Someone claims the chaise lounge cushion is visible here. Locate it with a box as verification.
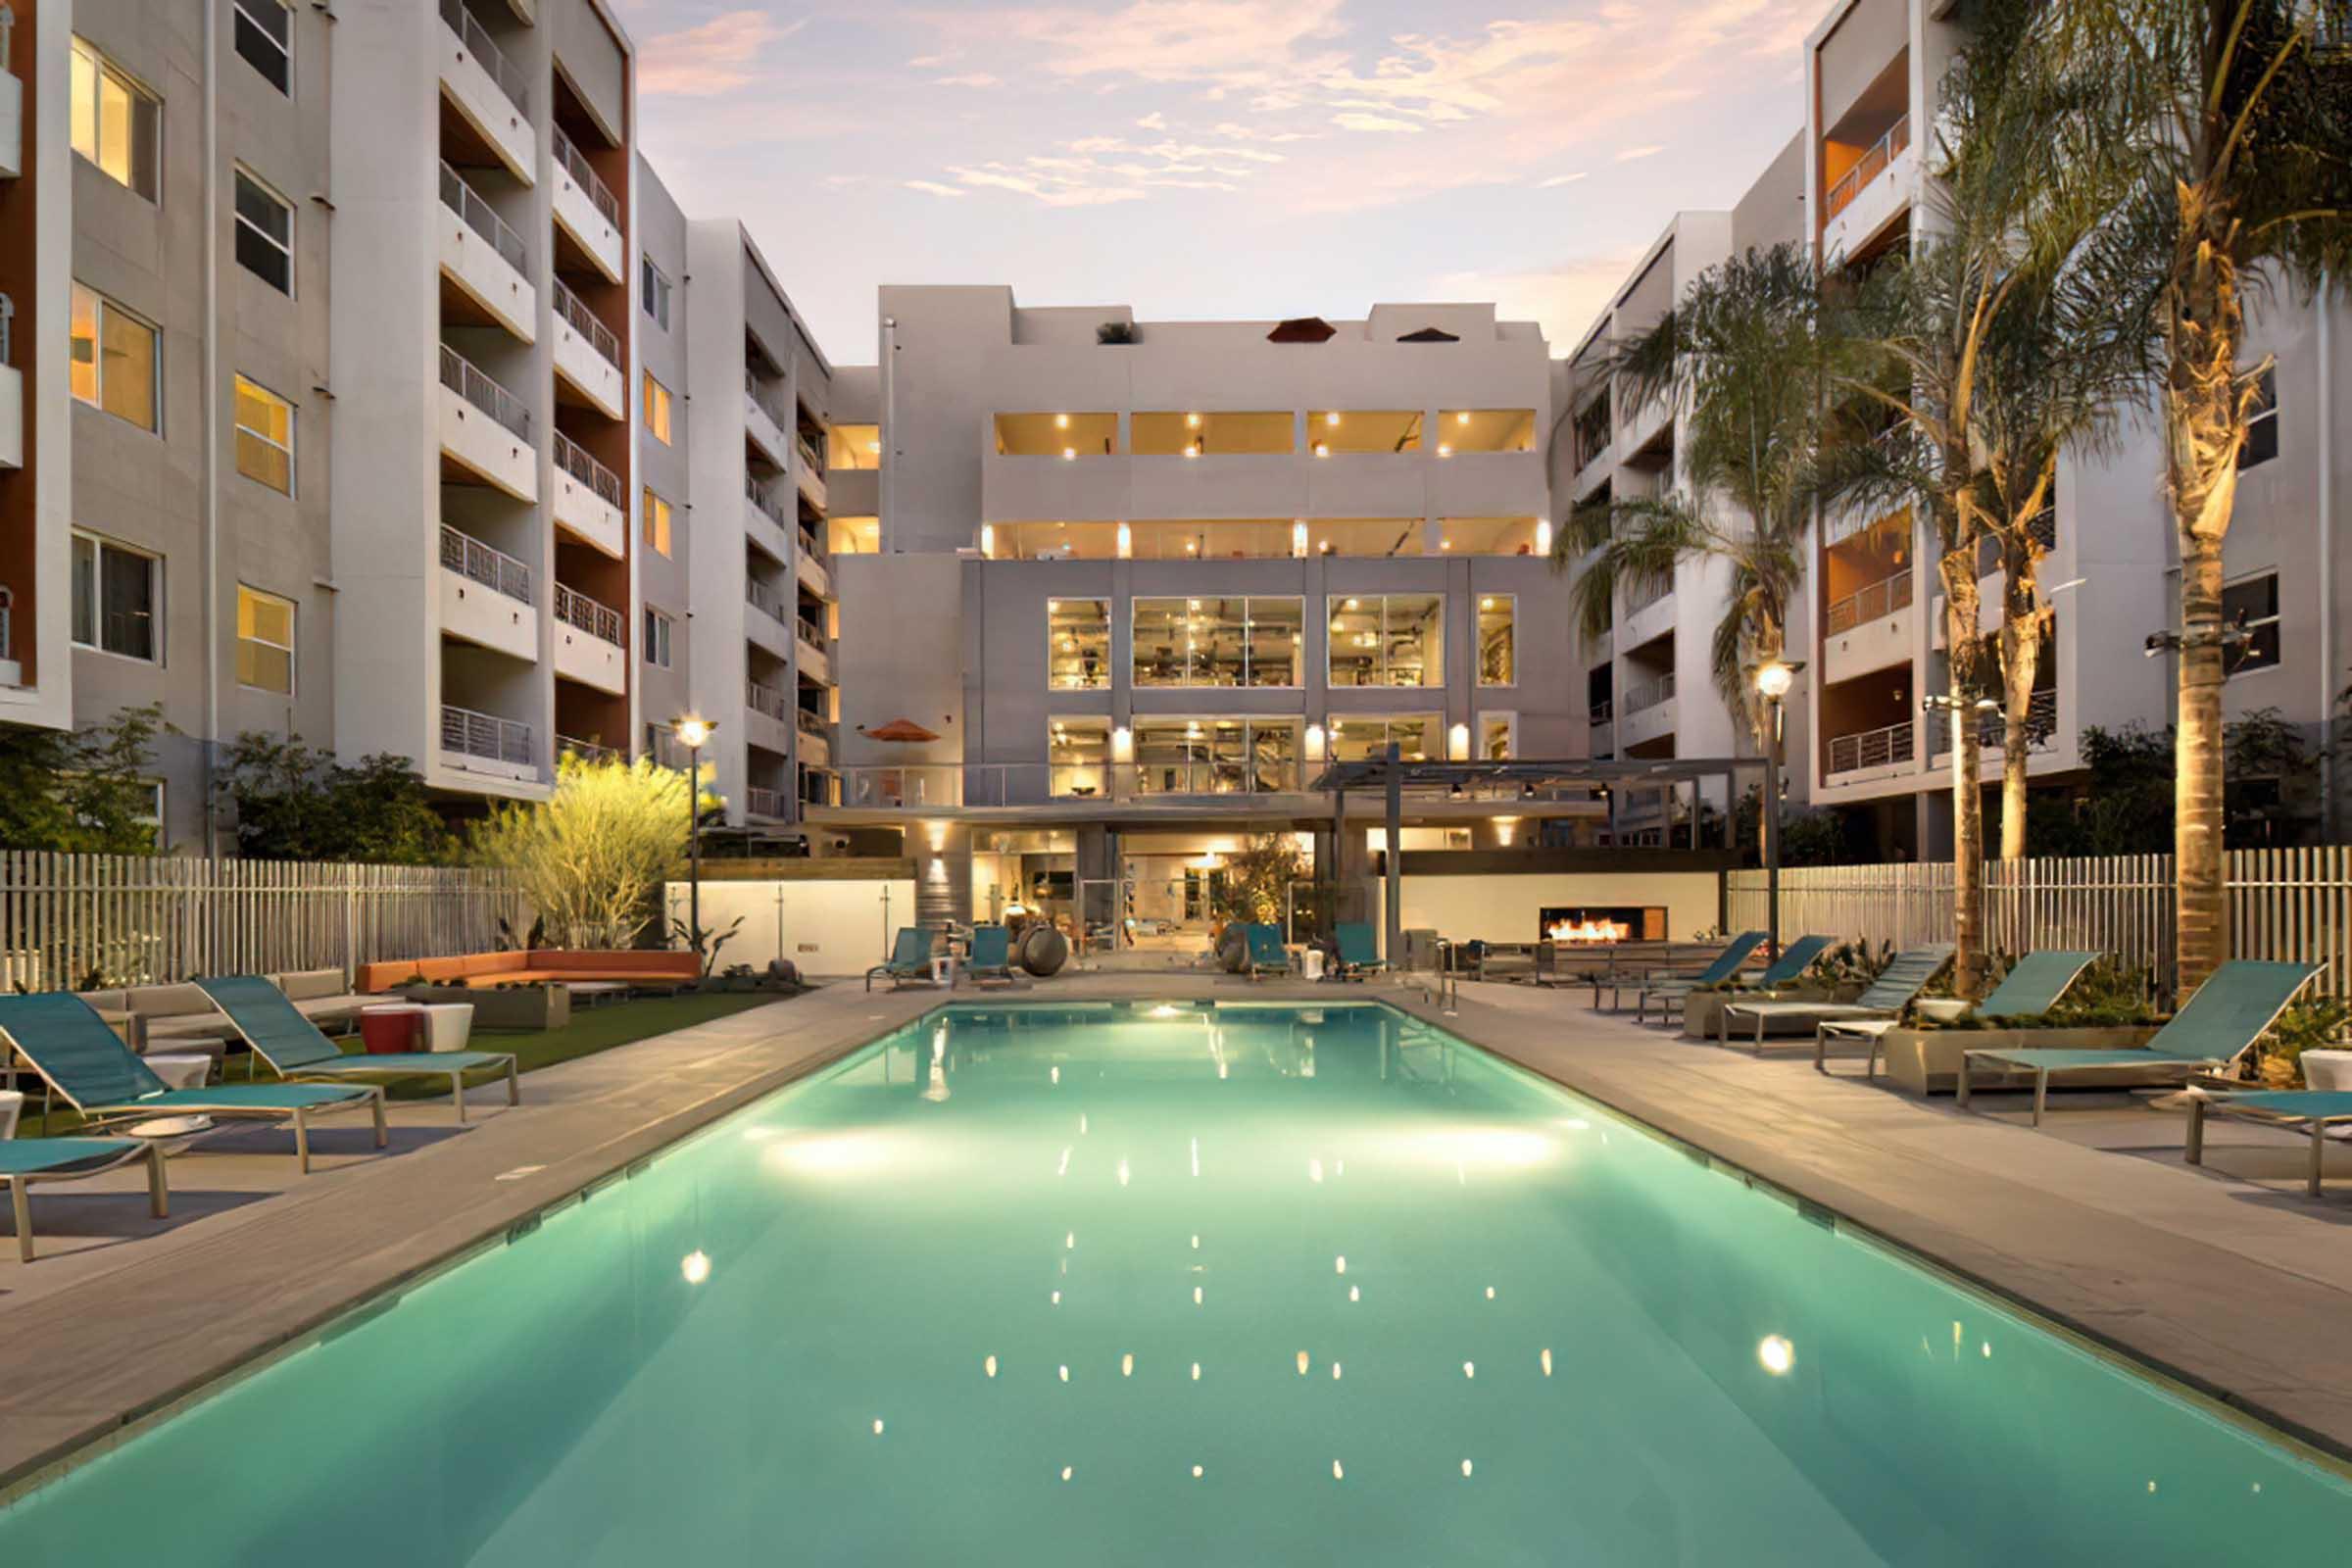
[356,950,701,994]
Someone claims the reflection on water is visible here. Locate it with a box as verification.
[5,1003,2349,1566]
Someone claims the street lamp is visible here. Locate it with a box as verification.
[1753,660,1804,958]
[672,716,715,956]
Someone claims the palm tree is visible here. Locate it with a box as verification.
[2042,0,2350,992]
[1550,244,1836,793]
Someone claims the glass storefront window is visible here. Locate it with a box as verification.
[1327,594,1442,687]
[1049,598,1110,689]
[1479,594,1515,685]
[1133,597,1302,687]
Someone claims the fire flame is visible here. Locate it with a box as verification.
[1546,918,1632,946]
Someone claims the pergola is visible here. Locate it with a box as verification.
[1307,750,1772,962]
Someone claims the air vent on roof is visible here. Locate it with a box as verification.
[1267,317,1337,343]
[1398,326,1459,343]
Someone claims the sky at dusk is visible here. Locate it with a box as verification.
[618,1,1822,368]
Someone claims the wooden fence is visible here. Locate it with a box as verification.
[0,855,529,991]
[1725,848,2352,1002]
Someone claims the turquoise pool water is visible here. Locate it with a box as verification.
[4,1002,2348,1564]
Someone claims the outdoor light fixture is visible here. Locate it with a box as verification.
[1061,447,1076,461]
[1116,522,1133,558]
[1535,518,1553,555]
[1055,413,1070,429]
[1326,411,1343,427]
[1921,693,1999,712]
[1753,661,1796,701]
[979,523,995,557]
[1314,443,1331,458]
[671,716,717,954]
[1456,411,1472,425]
[1437,444,1454,458]
[1292,520,1309,559]
[1749,662,1803,956]
[1186,412,1201,428]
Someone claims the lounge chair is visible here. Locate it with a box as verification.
[0,994,386,1174]
[1640,935,1833,1027]
[1244,924,1295,979]
[194,975,519,1125]
[1719,943,1954,1053]
[1957,959,2323,1127]
[1,1138,170,1263]
[1814,951,2103,1076]
[1334,923,1386,980]
[2184,1090,2352,1197]
[866,927,937,992]
[1626,932,1765,1021]
[963,925,1021,989]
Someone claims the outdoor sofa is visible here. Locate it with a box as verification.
[355,950,700,995]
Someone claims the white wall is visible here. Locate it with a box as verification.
[1396,872,1723,947]
[664,878,919,976]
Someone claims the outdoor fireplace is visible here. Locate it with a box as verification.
[1539,906,1668,946]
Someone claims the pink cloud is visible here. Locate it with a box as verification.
[640,12,801,96]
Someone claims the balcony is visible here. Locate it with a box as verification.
[1820,114,1914,265]
[746,785,789,820]
[551,431,625,559]
[1,17,24,179]
[795,620,831,684]
[1827,718,1914,778]
[0,299,18,468]
[1822,569,1915,683]
[1825,570,1913,636]
[794,430,828,513]
[746,578,789,626]
[1617,671,1677,750]
[745,474,793,553]
[551,278,624,418]
[438,345,537,501]
[440,704,535,782]
[795,531,833,600]
[1935,689,2060,759]
[745,375,790,466]
[553,582,625,695]
[438,162,533,342]
[1622,672,1676,714]
[822,760,1312,811]
[746,678,793,750]
[438,0,534,183]
[795,710,831,767]
[557,734,620,767]
[550,125,623,283]
[438,525,537,662]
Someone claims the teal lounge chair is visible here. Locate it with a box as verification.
[1628,932,1765,1021]
[2185,1090,2352,1197]
[1334,923,1386,979]
[1814,951,2103,1077]
[195,975,519,1125]
[963,925,1020,989]
[1,1137,169,1262]
[1958,959,2323,1126]
[1244,924,1295,979]
[866,927,936,992]
[1719,943,1957,1053]
[1640,935,1832,1027]
[0,994,385,1174]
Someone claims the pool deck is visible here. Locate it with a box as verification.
[5,969,2352,1496]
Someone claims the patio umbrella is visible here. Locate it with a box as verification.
[863,718,942,743]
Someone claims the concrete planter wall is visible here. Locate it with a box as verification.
[1681,983,1861,1041]
[398,983,571,1032]
[1878,1024,2161,1097]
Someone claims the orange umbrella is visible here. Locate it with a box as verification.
[864,717,942,743]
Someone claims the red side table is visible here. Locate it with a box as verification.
[359,1004,424,1055]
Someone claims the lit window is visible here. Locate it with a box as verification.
[233,171,295,295]
[72,532,161,662]
[828,424,882,470]
[1048,718,1111,797]
[1480,714,1515,760]
[643,488,673,557]
[71,40,160,200]
[1327,593,1443,687]
[1328,716,1437,763]
[644,373,673,444]
[236,585,296,694]
[1048,599,1109,690]
[641,257,671,330]
[2224,572,2280,674]
[70,283,160,432]
[233,375,294,494]
[1306,412,1422,454]
[994,413,1116,456]
[1441,410,1539,452]
[1478,595,1515,685]
[1132,719,1298,795]
[643,608,674,668]
[1132,598,1301,687]
[233,0,292,94]
[2238,368,2278,468]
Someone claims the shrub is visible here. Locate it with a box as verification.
[469,754,709,949]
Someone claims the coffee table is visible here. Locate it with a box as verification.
[565,981,633,1006]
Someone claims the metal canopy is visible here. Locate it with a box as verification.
[1307,756,1767,794]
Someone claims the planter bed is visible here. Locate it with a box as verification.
[1873,1024,2161,1097]
[1680,984,1860,1041]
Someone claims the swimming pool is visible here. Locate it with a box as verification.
[4,1002,2347,1563]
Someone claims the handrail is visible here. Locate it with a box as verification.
[437,160,527,276]
[553,429,623,508]
[798,524,826,563]
[550,124,620,228]
[744,370,790,431]
[746,679,791,720]
[437,0,530,117]
[746,786,788,818]
[438,343,532,440]
[553,277,620,368]
[1588,700,1613,725]
[441,704,533,766]
[556,734,619,765]
[1824,569,1914,635]
[746,474,790,526]
[746,578,789,622]
[796,429,827,478]
[1622,671,1677,713]
[0,291,12,368]
[796,616,827,649]
[1824,114,1910,220]
[553,581,622,645]
[1981,688,2059,753]
[439,524,532,605]
[795,707,828,738]
[1623,572,1673,615]
[1827,718,1913,774]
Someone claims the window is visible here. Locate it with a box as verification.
[1479,713,1516,760]
[2239,368,2278,468]
[1329,715,1438,763]
[641,257,671,330]
[1439,409,1539,454]
[1048,598,1109,690]
[1307,411,1422,456]
[643,608,674,668]
[233,171,295,294]
[71,284,160,432]
[1327,593,1443,686]
[644,373,673,444]
[236,585,295,693]
[234,375,294,494]
[72,533,161,662]
[2224,572,2280,674]
[1478,594,1515,685]
[643,488,673,557]
[1131,411,1295,456]
[70,40,160,199]
[995,413,1117,458]
[829,424,882,471]
[233,0,292,94]
[1132,597,1302,687]
[1133,719,1298,794]
[1048,717,1111,798]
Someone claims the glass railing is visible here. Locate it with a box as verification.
[1824,114,1911,220]
[553,430,622,508]
[439,524,532,604]
[553,278,620,368]
[1827,718,1913,774]
[551,125,620,229]
[437,0,529,117]
[437,160,527,275]
[441,704,532,766]
[553,581,622,645]
[438,344,532,441]
[1825,570,1914,635]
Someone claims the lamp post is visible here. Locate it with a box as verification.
[673,716,714,956]
[1753,661,1803,957]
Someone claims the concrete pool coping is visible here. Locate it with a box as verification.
[5,970,2352,1499]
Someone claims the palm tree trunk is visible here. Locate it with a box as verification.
[1996,550,2042,860]
[1942,550,1989,1000]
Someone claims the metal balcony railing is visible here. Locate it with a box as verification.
[438,0,530,117]
[1827,718,1914,775]
[551,124,620,228]
[746,786,788,819]
[553,277,620,368]
[744,370,790,431]
[796,429,827,478]
[553,581,622,645]
[1825,569,1914,635]
[746,579,788,623]
[438,344,532,441]
[553,430,623,509]
[746,474,790,527]
[556,734,618,766]
[1622,672,1677,714]
[441,704,532,766]
[746,679,792,721]
[794,708,828,739]
[798,525,827,563]
[1623,573,1673,615]
[1588,700,1613,725]
[439,525,532,604]
[1981,688,2059,753]
[1824,114,1910,220]
[796,617,827,649]
[0,292,13,368]
[437,160,527,275]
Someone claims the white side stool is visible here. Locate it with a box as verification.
[417,1003,476,1053]
[0,1090,22,1141]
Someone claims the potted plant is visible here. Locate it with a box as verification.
[1097,320,1137,345]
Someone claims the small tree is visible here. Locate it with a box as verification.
[469,754,700,949]
[214,733,452,863]
[0,705,167,854]
[1220,832,1304,925]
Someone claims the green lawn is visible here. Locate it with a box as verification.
[15,991,789,1135]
